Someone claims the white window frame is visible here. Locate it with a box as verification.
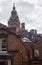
[0,39,7,53]
[34,50,39,57]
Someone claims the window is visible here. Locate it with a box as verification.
[31,35,34,39]
[34,50,39,57]
[0,39,2,51]
[8,60,11,65]
[0,39,7,53]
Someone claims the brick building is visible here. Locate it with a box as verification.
[0,25,28,65]
[0,4,42,65]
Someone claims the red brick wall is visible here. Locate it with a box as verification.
[8,34,28,65]
[34,41,42,59]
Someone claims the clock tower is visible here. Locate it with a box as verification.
[8,3,20,32]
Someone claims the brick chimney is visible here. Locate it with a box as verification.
[21,23,25,31]
[30,29,37,34]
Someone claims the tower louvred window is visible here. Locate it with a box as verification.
[34,50,39,57]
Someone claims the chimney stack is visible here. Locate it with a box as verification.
[21,23,25,30]
[30,29,37,34]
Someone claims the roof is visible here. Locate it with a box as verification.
[0,23,7,28]
[21,37,32,43]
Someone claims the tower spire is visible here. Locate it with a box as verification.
[13,3,15,10]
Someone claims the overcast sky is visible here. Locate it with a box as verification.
[0,0,42,33]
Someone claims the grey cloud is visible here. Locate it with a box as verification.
[16,1,35,23]
[0,0,12,24]
[20,16,33,25]
[37,0,42,7]
[17,1,34,7]
[37,3,42,7]
[37,27,42,33]
[17,1,34,13]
